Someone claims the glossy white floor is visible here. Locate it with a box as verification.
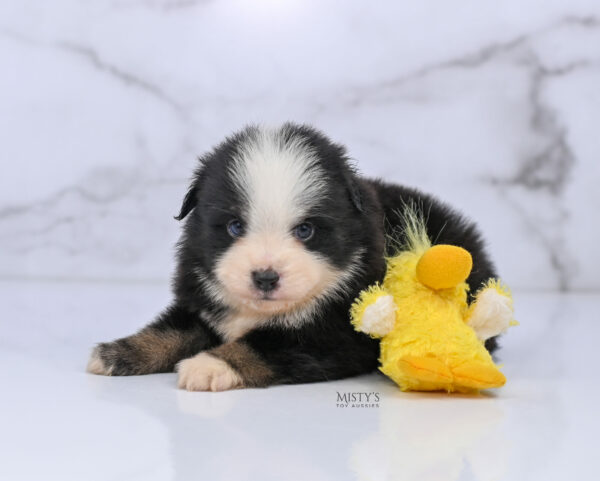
[1,280,597,481]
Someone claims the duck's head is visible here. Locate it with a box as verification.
[416,245,473,290]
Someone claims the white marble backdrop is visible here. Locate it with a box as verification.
[1,0,599,290]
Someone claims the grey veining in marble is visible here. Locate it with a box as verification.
[1,1,599,290]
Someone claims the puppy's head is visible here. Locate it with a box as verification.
[177,124,366,318]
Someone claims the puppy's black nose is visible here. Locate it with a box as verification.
[252,269,280,292]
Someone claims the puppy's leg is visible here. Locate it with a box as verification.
[176,342,275,391]
[88,304,220,376]
[177,318,380,390]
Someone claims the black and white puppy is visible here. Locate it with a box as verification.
[88,123,506,391]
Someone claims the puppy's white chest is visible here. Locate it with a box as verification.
[217,312,267,342]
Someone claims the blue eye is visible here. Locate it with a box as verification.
[227,219,244,238]
[294,222,314,241]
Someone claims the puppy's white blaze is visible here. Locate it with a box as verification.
[229,128,328,233]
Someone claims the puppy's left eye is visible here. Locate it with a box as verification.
[227,219,245,238]
[293,222,314,241]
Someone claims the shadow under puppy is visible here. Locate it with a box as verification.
[88,123,507,391]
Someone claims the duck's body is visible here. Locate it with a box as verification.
[379,250,505,392]
[351,213,514,393]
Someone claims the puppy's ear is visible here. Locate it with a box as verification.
[174,163,205,221]
[343,168,363,212]
[174,185,197,221]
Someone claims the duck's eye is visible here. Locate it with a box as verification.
[227,219,244,238]
[293,222,314,241]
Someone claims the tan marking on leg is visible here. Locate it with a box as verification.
[209,342,276,388]
[128,328,186,370]
[87,328,191,376]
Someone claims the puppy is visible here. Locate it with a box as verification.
[88,123,508,391]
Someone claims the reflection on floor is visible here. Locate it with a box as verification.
[0,281,597,481]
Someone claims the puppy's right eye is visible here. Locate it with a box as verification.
[227,219,245,238]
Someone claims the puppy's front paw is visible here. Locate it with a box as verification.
[86,341,143,376]
[177,353,242,392]
[468,288,515,341]
[87,345,114,375]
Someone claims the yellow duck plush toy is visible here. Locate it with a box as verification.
[350,212,516,393]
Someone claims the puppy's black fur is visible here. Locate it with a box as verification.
[90,124,498,386]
